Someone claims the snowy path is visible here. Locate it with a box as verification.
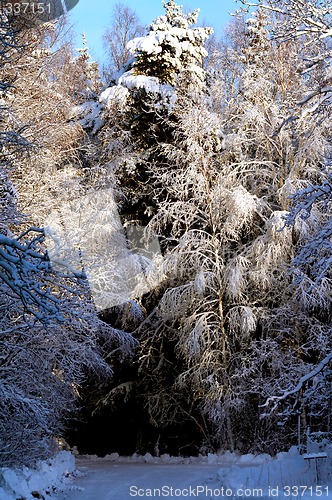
[53,453,332,500]
[56,460,225,500]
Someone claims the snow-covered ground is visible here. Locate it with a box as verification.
[57,460,223,500]
[1,448,332,499]
[56,449,332,500]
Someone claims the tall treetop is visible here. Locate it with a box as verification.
[125,0,213,86]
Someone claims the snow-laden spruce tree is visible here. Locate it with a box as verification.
[101,0,213,115]
[68,1,218,453]
[92,0,213,229]
[122,0,212,87]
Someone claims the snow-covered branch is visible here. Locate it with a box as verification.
[0,228,85,322]
[261,350,332,415]
[285,170,332,286]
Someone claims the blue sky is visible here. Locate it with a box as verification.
[67,0,238,64]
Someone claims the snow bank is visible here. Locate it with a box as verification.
[78,451,242,465]
[218,446,332,496]
[77,447,301,467]
[0,451,76,500]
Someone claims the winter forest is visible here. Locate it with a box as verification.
[1,0,332,470]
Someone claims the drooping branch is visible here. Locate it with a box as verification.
[261,350,332,415]
[0,228,85,322]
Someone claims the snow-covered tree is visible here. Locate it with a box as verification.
[0,10,136,466]
[43,0,331,455]
[0,226,113,466]
[123,0,212,87]
[89,0,213,230]
[131,86,293,451]
[231,0,332,445]
[102,2,144,80]
[237,0,332,114]
[258,152,332,436]
[126,3,332,452]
